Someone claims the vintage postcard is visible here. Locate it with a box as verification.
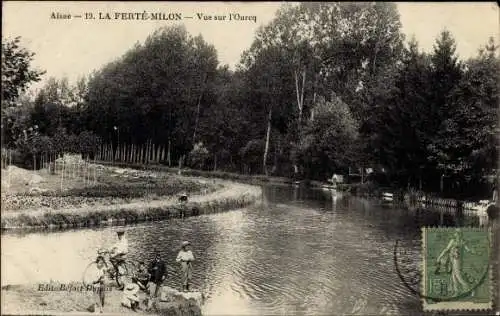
[1,1,499,315]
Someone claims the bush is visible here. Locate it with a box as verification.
[188,142,210,170]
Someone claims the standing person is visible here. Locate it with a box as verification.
[436,229,476,296]
[93,256,107,313]
[146,253,167,311]
[176,241,194,292]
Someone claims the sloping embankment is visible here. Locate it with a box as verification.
[1,283,202,316]
[1,181,262,231]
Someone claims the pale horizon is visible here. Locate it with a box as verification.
[2,1,498,92]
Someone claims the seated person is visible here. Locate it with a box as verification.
[121,277,141,311]
[135,261,151,292]
[109,230,128,268]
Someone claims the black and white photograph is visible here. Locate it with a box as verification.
[1,2,499,315]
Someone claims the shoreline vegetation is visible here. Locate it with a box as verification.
[91,161,496,212]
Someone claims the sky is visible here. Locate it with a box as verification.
[2,1,499,91]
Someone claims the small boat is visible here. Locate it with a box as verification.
[382,192,394,203]
[472,200,493,215]
[321,184,337,190]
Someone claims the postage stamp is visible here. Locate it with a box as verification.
[421,227,493,311]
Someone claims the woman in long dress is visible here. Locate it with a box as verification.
[176,241,194,292]
[436,229,475,296]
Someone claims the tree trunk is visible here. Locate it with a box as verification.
[214,153,217,171]
[142,143,146,164]
[294,68,306,126]
[192,73,208,147]
[263,108,272,176]
[167,139,172,167]
[161,144,166,162]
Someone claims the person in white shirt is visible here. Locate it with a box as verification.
[110,230,128,269]
[176,241,194,292]
[93,256,107,313]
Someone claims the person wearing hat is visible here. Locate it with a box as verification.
[146,253,167,311]
[109,230,128,271]
[121,277,141,311]
[176,241,194,292]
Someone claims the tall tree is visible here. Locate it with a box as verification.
[372,37,433,186]
[2,37,45,109]
[426,30,465,173]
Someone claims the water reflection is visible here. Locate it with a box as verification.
[1,184,491,315]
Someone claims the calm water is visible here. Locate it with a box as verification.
[2,185,489,315]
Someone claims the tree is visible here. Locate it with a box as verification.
[372,37,433,186]
[240,2,405,178]
[2,37,45,109]
[188,142,210,170]
[426,30,465,173]
[297,95,359,180]
[84,25,218,163]
[428,37,499,175]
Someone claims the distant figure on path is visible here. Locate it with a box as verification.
[176,241,194,292]
[146,253,167,311]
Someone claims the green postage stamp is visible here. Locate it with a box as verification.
[422,227,493,311]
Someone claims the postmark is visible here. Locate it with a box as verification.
[421,227,492,311]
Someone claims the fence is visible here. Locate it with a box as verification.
[96,141,167,165]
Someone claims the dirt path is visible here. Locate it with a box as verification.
[1,179,261,220]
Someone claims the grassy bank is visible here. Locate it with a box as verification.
[1,183,261,231]
[1,165,216,211]
[95,161,296,185]
[1,283,202,316]
[1,163,262,231]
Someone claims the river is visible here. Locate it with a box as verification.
[1,184,490,315]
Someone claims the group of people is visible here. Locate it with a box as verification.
[91,230,195,313]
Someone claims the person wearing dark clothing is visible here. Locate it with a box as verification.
[146,253,166,311]
[135,261,150,292]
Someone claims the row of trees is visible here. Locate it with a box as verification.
[2,3,498,195]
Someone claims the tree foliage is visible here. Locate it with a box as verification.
[3,9,497,196]
[2,37,45,108]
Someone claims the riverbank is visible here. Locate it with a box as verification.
[93,161,358,192]
[1,283,202,315]
[1,164,262,231]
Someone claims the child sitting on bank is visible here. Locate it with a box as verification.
[121,277,141,311]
